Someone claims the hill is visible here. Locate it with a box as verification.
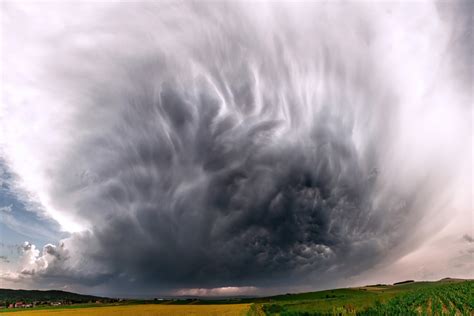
[0,289,107,305]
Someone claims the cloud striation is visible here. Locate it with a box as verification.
[1,1,472,295]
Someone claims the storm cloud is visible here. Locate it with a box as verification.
[1,1,472,295]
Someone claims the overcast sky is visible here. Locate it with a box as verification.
[0,0,472,297]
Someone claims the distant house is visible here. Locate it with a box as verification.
[8,304,14,308]
[14,302,24,308]
[51,302,62,306]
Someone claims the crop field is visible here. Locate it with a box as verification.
[0,304,251,316]
[359,281,474,316]
[251,280,474,315]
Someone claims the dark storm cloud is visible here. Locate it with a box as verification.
[34,2,415,291]
[3,1,469,294]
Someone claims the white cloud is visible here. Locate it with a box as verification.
[175,286,258,297]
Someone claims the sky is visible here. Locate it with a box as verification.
[0,0,472,298]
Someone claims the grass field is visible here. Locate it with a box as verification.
[0,304,251,316]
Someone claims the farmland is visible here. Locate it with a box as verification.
[1,279,472,315]
[251,279,474,315]
[0,304,251,316]
[358,281,473,316]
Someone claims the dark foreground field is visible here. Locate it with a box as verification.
[1,279,472,315]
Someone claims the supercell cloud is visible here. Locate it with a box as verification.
[1,1,472,295]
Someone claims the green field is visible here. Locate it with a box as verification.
[248,279,473,315]
[1,279,472,315]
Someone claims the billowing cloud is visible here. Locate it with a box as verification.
[1,1,472,295]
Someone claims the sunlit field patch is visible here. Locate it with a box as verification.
[0,304,251,316]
